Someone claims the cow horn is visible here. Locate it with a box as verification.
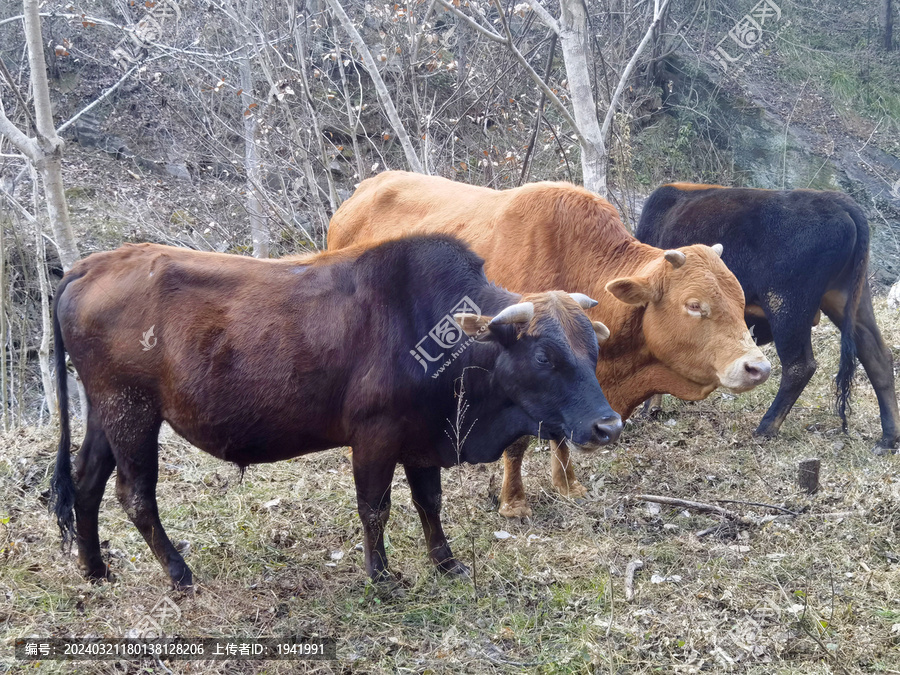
[490,301,534,325]
[664,250,686,268]
[711,243,724,257]
[569,293,598,309]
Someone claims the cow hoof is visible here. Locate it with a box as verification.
[169,564,193,590]
[553,481,588,499]
[499,500,532,519]
[437,559,470,577]
[871,442,898,456]
[367,576,406,600]
[642,406,663,419]
[85,565,115,583]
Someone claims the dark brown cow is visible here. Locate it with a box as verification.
[328,171,770,517]
[50,236,622,588]
[637,183,899,453]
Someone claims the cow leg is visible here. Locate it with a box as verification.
[404,465,467,575]
[73,409,116,581]
[640,394,664,418]
[755,309,817,438]
[822,287,900,453]
[549,440,588,499]
[109,418,192,588]
[352,456,395,581]
[499,437,532,518]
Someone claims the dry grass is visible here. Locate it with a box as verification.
[1,301,899,674]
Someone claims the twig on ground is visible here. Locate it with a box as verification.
[624,559,643,602]
[634,494,752,524]
[713,499,800,516]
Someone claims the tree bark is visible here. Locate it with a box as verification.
[0,217,8,431]
[558,0,607,195]
[36,214,57,421]
[235,5,269,259]
[326,0,425,174]
[21,0,79,270]
[885,0,894,51]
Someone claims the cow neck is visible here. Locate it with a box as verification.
[572,238,667,420]
[432,283,531,464]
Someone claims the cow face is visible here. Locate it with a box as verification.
[458,291,622,450]
[606,245,770,398]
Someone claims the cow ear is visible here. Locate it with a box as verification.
[454,313,490,338]
[593,321,610,344]
[606,277,653,306]
[453,313,517,346]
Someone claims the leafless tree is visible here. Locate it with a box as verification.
[0,0,79,270]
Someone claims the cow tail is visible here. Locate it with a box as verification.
[834,201,869,431]
[50,276,76,548]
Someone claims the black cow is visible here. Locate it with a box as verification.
[50,235,622,588]
[636,184,899,453]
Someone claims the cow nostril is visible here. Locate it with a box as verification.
[593,415,623,445]
[744,360,772,382]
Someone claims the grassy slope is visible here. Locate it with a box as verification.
[1,302,898,674]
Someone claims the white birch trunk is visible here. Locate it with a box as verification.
[22,0,79,270]
[238,20,269,259]
[35,215,57,421]
[558,0,607,195]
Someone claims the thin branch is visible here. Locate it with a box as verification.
[58,65,140,134]
[410,0,440,65]
[524,0,559,34]
[519,30,557,185]
[0,113,39,161]
[0,185,38,223]
[493,0,587,147]
[435,0,505,42]
[326,0,424,173]
[634,494,751,524]
[600,0,671,141]
[0,12,125,30]
[713,499,800,516]
[0,57,37,134]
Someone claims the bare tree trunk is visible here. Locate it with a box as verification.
[21,0,78,270]
[35,216,57,421]
[885,0,894,51]
[558,0,606,195]
[0,218,7,432]
[27,164,56,421]
[294,18,339,216]
[325,0,425,173]
[334,29,366,181]
[236,7,269,259]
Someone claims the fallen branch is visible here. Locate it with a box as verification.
[624,559,643,602]
[714,499,800,516]
[634,494,752,525]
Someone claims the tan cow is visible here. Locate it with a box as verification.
[328,172,770,517]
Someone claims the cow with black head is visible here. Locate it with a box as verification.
[50,235,621,587]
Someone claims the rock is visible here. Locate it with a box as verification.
[888,279,900,310]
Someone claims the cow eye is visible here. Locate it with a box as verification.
[535,352,551,365]
[686,301,704,317]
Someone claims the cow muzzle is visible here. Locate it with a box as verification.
[566,414,623,453]
[718,346,772,392]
